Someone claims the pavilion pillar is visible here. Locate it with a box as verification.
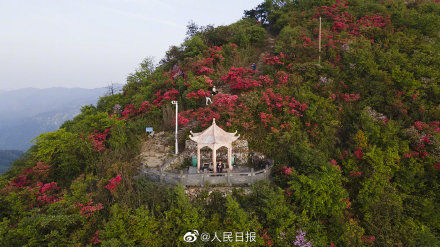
[197,145,201,173]
[212,147,217,173]
[228,144,232,171]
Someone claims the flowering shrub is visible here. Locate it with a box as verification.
[35,181,61,205]
[197,66,215,75]
[221,67,261,90]
[212,93,239,112]
[90,231,101,245]
[261,229,273,247]
[75,199,104,216]
[186,89,209,100]
[350,170,362,177]
[361,235,375,243]
[293,230,312,247]
[260,112,274,126]
[121,104,137,119]
[262,52,285,65]
[259,75,274,86]
[277,71,289,85]
[260,89,307,117]
[138,101,151,113]
[353,148,363,159]
[152,88,179,106]
[209,46,224,63]
[105,174,122,193]
[88,129,110,152]
[280,165,293,176]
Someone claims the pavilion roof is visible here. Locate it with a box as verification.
[189,119,240,146]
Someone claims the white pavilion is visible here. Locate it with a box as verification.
[189,118,240,173]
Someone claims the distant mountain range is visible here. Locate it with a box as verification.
[0,150,23,174]
[0,86,121,151]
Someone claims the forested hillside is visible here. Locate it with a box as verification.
[1,0,440,246]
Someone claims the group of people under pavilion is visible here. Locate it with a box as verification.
[189,118,240,173]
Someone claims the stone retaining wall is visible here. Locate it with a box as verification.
[142,165,272,187]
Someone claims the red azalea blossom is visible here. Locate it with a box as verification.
[138,101,151,113]
[354,148,363,159]
[285,189,292,196]
[362,236,375,243]
[75,199,104,217]
[105,174,122,193]
[350,170,362,177]
[90,231,101,245]
[434,163,440,170]
[280,166,293,176]
[88,129,110,152]
[262,52,285,65]
[186,89,210,100]
[221,67,261,90]
[343,198,351,208]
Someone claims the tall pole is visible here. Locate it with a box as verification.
[171,101,178,154]
[318,17,322,65]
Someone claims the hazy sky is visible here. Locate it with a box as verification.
[0,0,262,90]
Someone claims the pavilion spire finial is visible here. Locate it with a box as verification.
[213,118,216,124]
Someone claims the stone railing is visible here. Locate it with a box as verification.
[142,165,273,187]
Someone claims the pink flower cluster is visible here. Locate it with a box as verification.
[354,148,363,159]
[105,174,122,193]
[139,101,151,113]
[221,67,261,90]
[75,199,104,217]
[434,163,440,170]
[259,75,274,86]
[262,52,285,65]
[212,94,239,112]
[260,112,274,126]
[316,1,388,37]
[362,236,375,243]
[209,46,224,63]
[121,104,137,119]
[11,175,29,188]
[350,170,362,177]
[261,89,307,117]
[88,129,110,152]
[186,89,210,100]
[341,93,360,102]
[198,66,215,75]
[36,182,60,205]
[343,198,351,208]
[280,166,293,175]
[90,231,101,245]
[152,88,179,106]
[330,159,341,170]
[277,71,289,85]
